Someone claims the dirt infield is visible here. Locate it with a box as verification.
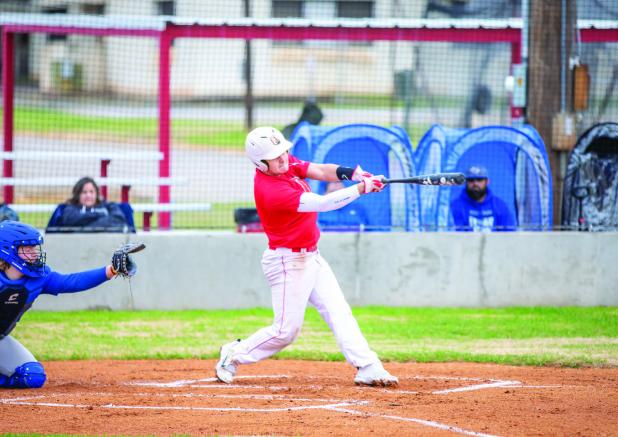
[0,360,617,436]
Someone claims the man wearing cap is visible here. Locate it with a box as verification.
[450,165,516,232]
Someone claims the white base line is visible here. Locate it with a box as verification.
[3,399,367,413]
[433,380,521,394]
[0,395,47,402]
[1,391,356,404]
[128,375,289,388]
[1,374,561,436]
[326,407,500,437]
[2,396,498,436]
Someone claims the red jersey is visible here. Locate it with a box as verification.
[254,155,320,249]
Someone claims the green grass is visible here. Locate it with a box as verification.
[12,307,618,367]
[3,103,435,150]
[4,107,247,149]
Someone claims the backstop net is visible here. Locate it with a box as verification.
[1,1,617,231]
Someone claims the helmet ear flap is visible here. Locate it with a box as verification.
[249,158,268,172]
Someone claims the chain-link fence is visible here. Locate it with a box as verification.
[1,1,617,231]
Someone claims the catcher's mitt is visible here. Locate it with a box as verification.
[111,242,146,278]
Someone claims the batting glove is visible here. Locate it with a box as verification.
[361,175,385,194]
[351,165,373,182]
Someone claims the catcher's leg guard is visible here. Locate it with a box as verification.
[0,362,46,389]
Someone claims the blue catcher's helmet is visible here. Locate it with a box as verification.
[0,221,47,277]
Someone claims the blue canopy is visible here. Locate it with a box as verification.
[290,123,420,231]
[415,124,552,230]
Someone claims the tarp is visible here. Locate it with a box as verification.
[290,123,420,230]
[415,124,552,230]
[562,122,618,231]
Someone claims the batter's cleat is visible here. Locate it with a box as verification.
[354,362,399,387]
[215,339,240,384]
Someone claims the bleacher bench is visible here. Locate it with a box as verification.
[0,150,164,200]
[0,177,186,203]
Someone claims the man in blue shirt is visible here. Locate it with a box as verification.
[450,165,516,231]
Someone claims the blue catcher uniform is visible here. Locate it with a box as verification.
[0,221,110,389]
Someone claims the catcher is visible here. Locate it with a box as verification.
[0,221,144,389]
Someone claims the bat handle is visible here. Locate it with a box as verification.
[381,177,389,184]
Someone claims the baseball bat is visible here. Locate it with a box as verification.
[381,172,466,186]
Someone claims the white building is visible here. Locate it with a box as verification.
[27,0,447,99]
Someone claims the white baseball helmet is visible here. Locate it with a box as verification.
[245,127,293,172]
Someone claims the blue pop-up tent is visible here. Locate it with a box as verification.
[290,123,420,231]
[415,124,552,230]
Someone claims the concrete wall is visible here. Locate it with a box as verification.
[32,231,617,311]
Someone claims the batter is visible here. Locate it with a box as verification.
[216,126,398,387]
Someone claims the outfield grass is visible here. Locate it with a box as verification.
[13,307,618,367]
[4,106,427,150]
[4,107,248,150]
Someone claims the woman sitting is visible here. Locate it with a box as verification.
[59,177,130,232]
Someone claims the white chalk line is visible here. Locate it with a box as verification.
[128,374,289,387]
[130,374,515,393]
[142,392,350,402]
[0,391,369,412]
[0,391,355,404]
[433,380,521,394]
[406,375,487,381]
[188,384,300,390]
[1,374,564,437]
[0,394,47,403]
[129,374,562,396]
[2,399,368,413]
[326,406,500,437]
[1,393,499,436]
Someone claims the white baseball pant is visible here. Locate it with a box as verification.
[0,335,36,377]
[231,248,379,368]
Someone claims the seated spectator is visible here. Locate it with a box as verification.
[450,165,516,232]
[318,181,369,231]
[58,177,129,232]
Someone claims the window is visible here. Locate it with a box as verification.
[43,6,68,42]
[272,0,374,19]
[156,0,175,16]
[272,1,374,19]
[271,1,374,47]
[81,3,105,15]
[338,1,373,18]
[272,0,302,18]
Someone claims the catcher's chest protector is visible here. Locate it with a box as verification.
[0,287,31,338]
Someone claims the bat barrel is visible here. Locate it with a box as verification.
[382,172,466,185]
